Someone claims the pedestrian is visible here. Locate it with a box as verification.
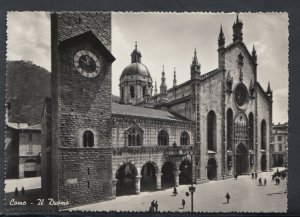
[21,186,25,196]
[255,172,258,179]
[173,186,178,196]
[258,177,262,186]
[278,178,281,185]
[234,174,238,180]
[182,199,186,209]
[14,187,18,197]
[151,200,155,209]
[154,201,158,212]
[251,173,254,179]
[225,192,230,204]
[264,178,267,186]
[149,206,153,212]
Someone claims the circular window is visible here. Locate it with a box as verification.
[234,83,249,109]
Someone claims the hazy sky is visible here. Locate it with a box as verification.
[7,12,288,124]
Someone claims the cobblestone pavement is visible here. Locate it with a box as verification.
[69,168,287,213]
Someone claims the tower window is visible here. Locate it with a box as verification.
[83,130,94,147]
[130,86,135,98]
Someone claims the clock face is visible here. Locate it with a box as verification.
[234,83,248,108]
[74,50,100,78]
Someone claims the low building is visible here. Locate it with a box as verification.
[5,122,42,178]
[270,122,288,167]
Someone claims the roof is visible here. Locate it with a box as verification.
[112,102,192,123]
[59,31,115,63]
[6,122,41,131]
[120,62,152,79]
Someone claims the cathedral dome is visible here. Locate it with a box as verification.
[120,62,151,79]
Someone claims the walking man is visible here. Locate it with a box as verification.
[154,201,158,212]
[21,186,25,196]
[255,172,258,179]
[173,186,178,196]
[258,177,262,186]
[14,187,18,197]
[225,192,230,204]
[264,178,267,186]
[182,199,186,209]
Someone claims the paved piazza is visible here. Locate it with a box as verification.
[68,168,287,213]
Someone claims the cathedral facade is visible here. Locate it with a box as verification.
[42,12,272,208]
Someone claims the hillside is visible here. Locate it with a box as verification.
[6,60,51,126]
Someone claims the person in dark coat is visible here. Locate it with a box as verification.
[182,199,186,209]
[21,186,25,196]
[14,187,18,197]
[264,178,267,186]
[225,192,230,203]
[151,200,155,209]
[173,187,178,196]
[154,201,158,212]
[255,172,258,179]
[251,173,254,179]
[258,177,262,186]
[234,174,238,180]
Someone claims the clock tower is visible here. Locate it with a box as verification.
[44,12,115,208]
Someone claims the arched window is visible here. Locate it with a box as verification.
[227,109,233,151]
[121,88,124,100]
[207,110,217,152]
[158,130,169,146]
[130,86,135,98]
[126,123,144,146]
[180,131,190,146]
[261,120,266,150]
[142,86,146,98]
[83,130,94,147]
[249,113,254,150]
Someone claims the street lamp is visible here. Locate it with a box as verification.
[187,145,195,212]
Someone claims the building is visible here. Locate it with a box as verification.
[41,13,273,208]
[5,122,41,179]
[270,122,288,167]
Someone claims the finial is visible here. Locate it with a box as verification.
[163,65,164,72]
[135,41,137,49]
[236,13,240,23]
[220,24,223,33]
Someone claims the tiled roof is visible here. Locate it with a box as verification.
[112,102,191,122]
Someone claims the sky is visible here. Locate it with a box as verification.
[6,12,289,124]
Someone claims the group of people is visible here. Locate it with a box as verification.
[14,186,25,197]
[258,177,267,186]
[251,172,258,179]
[272,168,287,185]
[149,200,158,212]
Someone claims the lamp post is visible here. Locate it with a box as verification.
[187,145,195,212]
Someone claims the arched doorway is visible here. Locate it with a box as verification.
[179,159,192,184]
[141,162,157,191]
[207,158,217,180]
[236,143,248,175]
[161,161,175,188]
[116,163,137,196]
[261,154,267,171]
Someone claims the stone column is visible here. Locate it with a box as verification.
[174,170,180,187]
[135,175,142,194]
[156,172,161,190]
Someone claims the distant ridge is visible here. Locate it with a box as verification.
[6,60,51,126]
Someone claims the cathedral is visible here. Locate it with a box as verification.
[41,12,272,208]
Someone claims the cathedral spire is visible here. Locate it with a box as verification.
[191,48,201,79]
[252,45,257,64]
[218,24,225,48]
[131,41,142,63]
[160,65,167,96]
[232,14,243,43]
[173,67,177,87]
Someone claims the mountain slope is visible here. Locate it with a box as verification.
[6,60,51,125]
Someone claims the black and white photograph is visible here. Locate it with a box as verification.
[5,12,288,213]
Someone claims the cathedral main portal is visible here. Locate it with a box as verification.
[236,143,248,175]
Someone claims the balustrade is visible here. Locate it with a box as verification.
[112,145,188,156]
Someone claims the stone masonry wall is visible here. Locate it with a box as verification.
[50,12,113,207]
